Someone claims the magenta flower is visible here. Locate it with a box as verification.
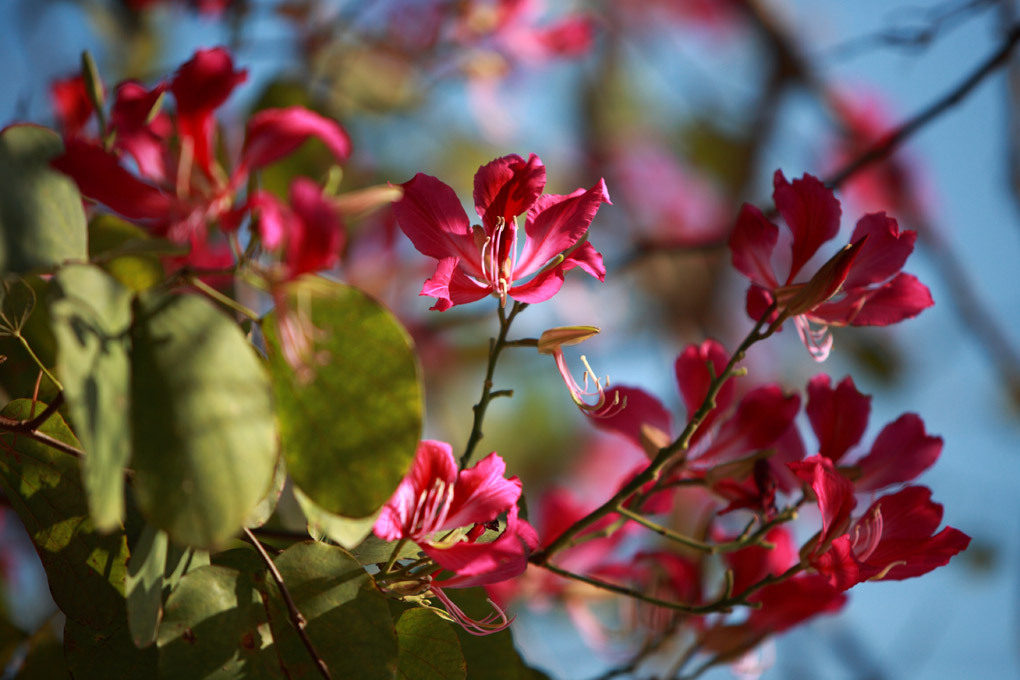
[728,170,933,360]
[392,153,610,310]
[374,440,538,633]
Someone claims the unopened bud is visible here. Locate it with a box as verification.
[785,237,867,316]
[537,325,600,355]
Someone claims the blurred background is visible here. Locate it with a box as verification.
[1,0,1018,678]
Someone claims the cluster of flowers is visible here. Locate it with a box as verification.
[51,47,350,282]
[372,153,967,665]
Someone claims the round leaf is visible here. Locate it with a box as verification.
[0,125,87,275]
[396,608,466,680]
[130,292,277,548]
[264,277,422,517]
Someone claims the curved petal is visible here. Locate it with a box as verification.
[430,509,537,587]
[51,138,175,220]
[51,74,94,138]
[855,414,941,491]
[772,171,841,282]
[728,203,779,288]
[111,81,170,181]
[562,240,605,281]
[240,106,351,173]
[444,454,522,530]
[806,374,871,464]
[788,455,856,552]
[393,173,480,274]
[516,178,611,277]
[248,190,288,250]
[696,387,800,467]
[844,213,916,288]
[473,153,545,228]
[420,257,491,311]
[848,273,934,326]
[507,264,565,303]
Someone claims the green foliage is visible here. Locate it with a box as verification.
[0,275,59,398]
[64,617,158,679]
[130,292,278,548]
[446,589,544,680]
[395,608,467,680]
[263,542,398,679]
[264,277,422,518]
[88,215,173,291]
[295,486,381,549]
[0,125,87,275]
[51,264,133,530]
[0,400,128,630]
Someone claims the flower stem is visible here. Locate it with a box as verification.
[186,275,262,323]
[459,300,527,469]
[17,334,62,391]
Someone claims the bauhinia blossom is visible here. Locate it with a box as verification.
[538,326,624,418]
[392,153,610,310]
[728,170,933,360]
[374,440,538,634]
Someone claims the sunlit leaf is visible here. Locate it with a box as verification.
[0,125,87,275]
[88,215,171,291]
[294,486,380,550]
[0,400,129,630]
[263,541,398,679]
[126,525,168,649]
[130,292,277,548]
[264,277,422,518]
[157,565,277,680]
[396,608,466,680]
[51,264,133,530]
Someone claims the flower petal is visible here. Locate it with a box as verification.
[507,264,565,303]
[772,171,841,282]
[806,374,871,464]
[473,153,545,228]
[444,453,522,530]
[562,240,606,281]
[855,414,941,492]
[728,203,779,288]
[843,212,917,288]
[51,137,175,220]
[374,440,458,542]
[788,455,856,553]
[420,257,491,311]
[516,178,611,277]
[590,385,674,451]
[674,339,733,437]
[286,178,345,277]
[393,173,480,275]
[849,272,934,326]
[240,106,351,172]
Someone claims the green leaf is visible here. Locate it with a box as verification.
[263,541,398,679]
[244,456,288,530]
[264,277,422,517]
[51,264,133,530]
[157,565,278,680]
[126,525,168,648]
[351,534,422,566]
[0,125,87,275]
[130,292,277,548]
[395,608,466,680]
[64,617,158,679]
[88,215,170,291]
[0,275,59,399]
[295,486,380,549]
[15,623,68,679]
[0,275,36,336]
[0,400,129,630]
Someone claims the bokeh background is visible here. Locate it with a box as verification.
[1,0,1018,678]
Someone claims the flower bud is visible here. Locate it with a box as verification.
[537,325,600,355]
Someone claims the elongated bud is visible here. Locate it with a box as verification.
[537,325,600,355]
[80,50,105,116]
[333,184,403,217]
[785,236,867,316]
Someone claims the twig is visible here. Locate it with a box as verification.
[459,301,527,469]
[825,23,1020,189]
[531,302,778,562]
[0,393,86,460]
[242,528,332,680]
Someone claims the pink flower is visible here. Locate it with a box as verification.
[50,74,96,138]
[789,457,970,590]
[728,170,933,360]
[392,153,610,310]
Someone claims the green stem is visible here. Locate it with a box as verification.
[531,303,779,563]
[17,335,62,391]
[614,505,717,553]
[186,276,262,323]
[459,301,527,469]
[382,538,408,575]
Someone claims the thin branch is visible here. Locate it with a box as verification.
[826,23,1020,189]
[0,393,86,460]
[242,528,332,680]
[459,301,527,469]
